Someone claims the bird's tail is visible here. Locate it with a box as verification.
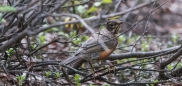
[62,55,83,67]
[61,56,85,74]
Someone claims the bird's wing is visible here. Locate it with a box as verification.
[62,34,100,65]
[75,33,117,55]
[62,32,117,65]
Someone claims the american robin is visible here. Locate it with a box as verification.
[61,19,123,71]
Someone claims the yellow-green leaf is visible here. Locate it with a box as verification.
[87,6,98,14]
[102,0,112,4]
[74,1,80,4]
[0,6,16,12]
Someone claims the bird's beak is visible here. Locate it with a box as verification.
[115,21,123,34]
[118,21,123,25]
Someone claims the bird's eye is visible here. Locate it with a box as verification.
[110,23,115,27]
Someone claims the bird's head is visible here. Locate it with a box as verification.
[106,19,123,34]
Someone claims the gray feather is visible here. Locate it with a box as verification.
[61,29,118,67]
[62,56,83,67]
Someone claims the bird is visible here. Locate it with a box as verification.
[61,19,123,73]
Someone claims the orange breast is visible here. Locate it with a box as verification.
[99,46,116,60]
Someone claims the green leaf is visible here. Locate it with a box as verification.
[77,5,86,14]
[101,25,105,29]
[177,63,182,68]
[0,14,2,22]
[167,64,173,70]
[70,30,77,37]
[87,6,98,14]
[7,48,13,53]
[39,35,45,44]
[147,34,152,43]
[116,60,121,64]
[73,38,81,45]
[83,35,89,41]
[150,84,154,86]
[102,0,112,4]
[6,48,14,57]
[141,42,149,51]
[47,27,59,32]
[0,6,16,12]
[16,75,25,86]
[154,79,158,82]
[172,34,179,43]
[118,35,125,44]
[74,74,81,86]
[54,72,61,79]
[45,71,51,77]
[89,84,93,86]
[58,31,69,38]
[31,44,37,49]
[109,16,121,19]
[74,1,80,4]
[146,84,150,86]
[122,59,128,62]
